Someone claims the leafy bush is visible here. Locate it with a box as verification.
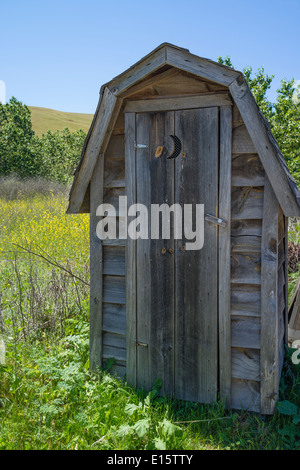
[0,98,86,185]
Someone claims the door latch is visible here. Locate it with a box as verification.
[205,213,227,228]
[135,143,148,149]
[136,341,148,347]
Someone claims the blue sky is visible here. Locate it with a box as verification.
[1,0,300,114]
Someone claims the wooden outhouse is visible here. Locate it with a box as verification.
[67,44,300,414]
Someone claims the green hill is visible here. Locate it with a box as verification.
[29,106,93,136]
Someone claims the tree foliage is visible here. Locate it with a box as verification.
[218,56,300,185]
[0,97,86,184]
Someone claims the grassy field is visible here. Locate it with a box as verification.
[29,106,93,136]
[0,179,299,450]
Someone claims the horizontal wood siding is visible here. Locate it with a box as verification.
[277,208,288,373]
[101,132,126,374]
[230,105,263,411]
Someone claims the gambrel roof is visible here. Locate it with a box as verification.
[67,43,300,217]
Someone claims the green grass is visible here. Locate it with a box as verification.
[29,106,93,136]
[0,180,299,450]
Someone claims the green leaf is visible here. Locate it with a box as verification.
[293,415,300,425]
[277,400,298,416]
[124,402,142,416]
[133,418,151,438]
[161,418,182,437]
[154,437,166,450]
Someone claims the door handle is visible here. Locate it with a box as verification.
[205,213,227,228]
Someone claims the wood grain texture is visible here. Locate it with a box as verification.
[231,378,260,412]
[125,113,137,387]
[165,45,239,86]
[231,348,260,381]
[68,88,122,213]
[231,187,264,220]
[218,106,232,406]
[174,107,219,403]
[232,154,265,186]
[89,154,104,372]
[260,177,279,414]
[124,93,232,113]
[232,125,257,154]
[231,284,261,317]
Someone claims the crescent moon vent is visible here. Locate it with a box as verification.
[167,135,182,159]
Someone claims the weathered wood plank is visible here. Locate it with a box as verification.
[102,303,126,335]
[103,246,126,276]
[105,135,125,159]
[231,187,264,220]
[218,105,232,406]
[103,275,126,304]
[231,284,261,317]
[124,93,232,113]
[232,154,265,186]
[231,252,261,285]
[121,68,180,98]
[67,88,122,213]
[231,219,262,253]
[231,378,261,412]
[260,177,279,414]
[125,113,137,387]
[231,316,260,349]
[232,348,260,381]
[104,157,125,188]
[165,45,239,86]
[109,46,167,96]
[232,125,257,154]
[230,77,300,217]
[89,154,104,372]
[175,107,218,403]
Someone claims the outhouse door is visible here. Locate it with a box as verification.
[125,105,229,403]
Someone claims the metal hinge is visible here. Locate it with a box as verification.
[205,213,227,228]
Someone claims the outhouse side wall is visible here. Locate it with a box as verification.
[230,104,264,412]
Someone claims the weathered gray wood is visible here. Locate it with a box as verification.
[232,154,265,186]
[260,177,279,414]
[103,275,126,304]
[231,348,260,381]
[103,246,125,275]
[230,77,300,217]
[174,107,219,403]
[231,284,261,317]
[231,252,261,285]
[218,105,232,406]
[231,187,264,220]
[232,125,257,154]
[231,219,262,255]
[124,93,232,113]
[284,216,289,344]
[104,157,125,188]
[165,45,239,86]
[231,316,260,349]
[125,113,137,387]
[153,72,228,96]
[120,68,180,98]
[231,378,260,412]
[67,88,122,213]
[89,154,104,372]
[102,303,126,335]
[135,111,175,394]
[108,45,167,96]
[105,135,125,159]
